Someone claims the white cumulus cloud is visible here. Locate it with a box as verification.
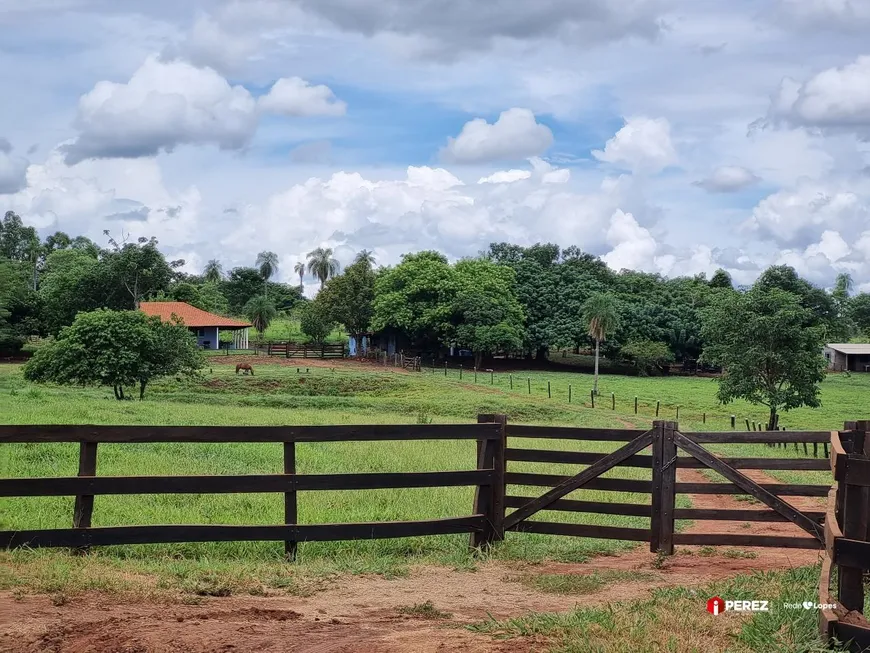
[441,108,553,163]
[259,77,347,117]
[765,55,870,138]
[62,56,260,164]
[694,166,760,193]
[593,117,677,174]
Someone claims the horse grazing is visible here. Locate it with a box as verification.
[236,363,254,376]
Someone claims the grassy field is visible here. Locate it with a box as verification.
[1,360,863,627]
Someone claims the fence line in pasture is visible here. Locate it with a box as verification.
[1,417,855,560]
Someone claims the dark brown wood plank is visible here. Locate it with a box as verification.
[503,430,654,530]
[509,520,649,541]
[672,533,821,549]
[834,537,870,570]
[688,431,831,443]
[504,495,652,517]
[676,508,824,522]
[649,421,665,553]
[284,441,297,561]
[72,442,97,556]
[506,448,654,468]
[832,623,870,649]
[470,414,501,549]
[0,516,485,549]
[0,470,493,496]
[845,458,870,487]
[673,431,824,541]
[839,427,869,612]
[0,423,502,443]
[507,425,647,442]
[675,482,829,496]
[507,472,826,496]
[659,422,678,554]
[506,449,829,470]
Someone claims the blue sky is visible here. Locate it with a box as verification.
[1,0,870,294]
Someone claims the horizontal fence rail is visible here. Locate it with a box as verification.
[0,424,502,443]
[0,420,507,556]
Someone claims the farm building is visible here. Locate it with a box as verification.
[824,343,870,372]
[140,302,252,350]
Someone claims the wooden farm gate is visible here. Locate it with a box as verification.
[503,420,833,552]
[819,421,870,652]
[267,342,345,359]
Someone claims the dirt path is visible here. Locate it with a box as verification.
[1,474,825,653]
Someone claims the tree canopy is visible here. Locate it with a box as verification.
[23,309,202,399]
[701,285,827,429]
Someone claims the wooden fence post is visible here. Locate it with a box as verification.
[650,421,677,555]
[634,397,638,414]
[471,414,506,550]
[284,441,297,561]
[73,441,98,554]
[838,420,869,612]
[611,393,615,410]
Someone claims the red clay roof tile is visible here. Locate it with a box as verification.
[139,302,252,328]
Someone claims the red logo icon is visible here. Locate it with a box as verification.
[707,597,725,615]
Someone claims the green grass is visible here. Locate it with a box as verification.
[0,360,859,598]
[509,570,657,596]
[470,566,844,653]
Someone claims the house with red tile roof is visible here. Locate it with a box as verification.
[140,302,252,350]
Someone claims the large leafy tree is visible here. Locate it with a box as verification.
[583,293,620,395]
[451,258,524,368]
[300,299,335,344]
[701,286,827,430]
[317,255,376,351]
[102,233,183,308]
[755,265,837,333]
[244,296,277,342]
[372,251,456,348]
[23,309,202,399]
[849,293,870,337]
[37,248,118,333]
[306,247,340,289]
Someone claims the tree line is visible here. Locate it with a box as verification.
[5,209,869,425]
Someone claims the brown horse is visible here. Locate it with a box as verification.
[236,363,254,376]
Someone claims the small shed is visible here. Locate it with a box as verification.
[824,343,870,372]
[140,302,252,350]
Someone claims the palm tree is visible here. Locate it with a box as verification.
[582,293,620,396]
[203,259,223,283]
[244,295,277,344]
[354,249,376,267]
[294,261,305,289]
[256,251,279,295]
[306,247,340,289]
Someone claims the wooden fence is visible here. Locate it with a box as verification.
[819,421,870,651]
[3,416,849,557]
[0,420,506,557]
[266,342,345,359]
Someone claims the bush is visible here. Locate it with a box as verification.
[300,301,335,345]
[620,340,674,376]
